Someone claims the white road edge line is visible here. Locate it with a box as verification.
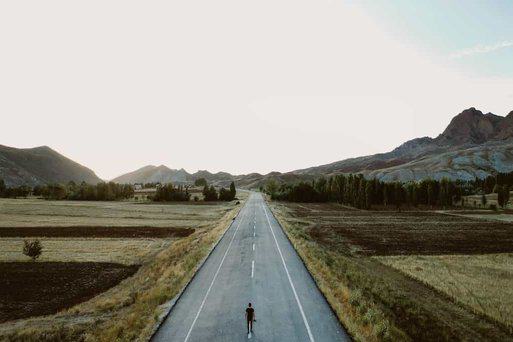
[251,260,255,278]
[183,209,246,342]
[262,203,315,342]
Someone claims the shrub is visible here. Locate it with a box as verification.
[23,239,43,261]
[194,178,207,187]
[349,288,363,307]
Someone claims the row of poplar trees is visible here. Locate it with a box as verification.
[267,174,469,209]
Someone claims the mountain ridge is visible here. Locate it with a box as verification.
[0,144,102,187]
[3,107,513,188]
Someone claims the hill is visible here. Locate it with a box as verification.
[0,145,102,187]
[111,165,190,184]
[111,166,236,186]
[234,107,513,186]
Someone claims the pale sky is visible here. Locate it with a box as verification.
[1,1,513,180]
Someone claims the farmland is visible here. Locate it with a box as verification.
[0,195,245,341]
[378,253,513,329]
[269,201,513,341]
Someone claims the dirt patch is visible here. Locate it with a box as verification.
[286,203,513,255]
[0,226,194,238]
[0,262,139,323]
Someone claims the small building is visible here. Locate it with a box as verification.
[133,188,157,201]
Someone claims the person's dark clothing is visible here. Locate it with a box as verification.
[246,307,254,321]
[246,307,255,333]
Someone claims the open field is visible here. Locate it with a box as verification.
[0,226,193,238]
[299,204,513,255]
[378,253,513,329]
[442,210,513,223]
[0,262,139,323]
[0,196,244,341]
[0,238,172,264]
[0,198,234,227]
[269,201,513,341]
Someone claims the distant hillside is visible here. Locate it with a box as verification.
[111,166,236,186]
[101,107,513,188]
[0,145,102,187]
[230,107,513,186]
[111,165,189,184]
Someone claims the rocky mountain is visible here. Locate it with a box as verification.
[111,165,190,184]
[0,145,102,187]
[111,166,236,186]
[280,107,513,182]
[6,107,510,188]
[110,107,513,187]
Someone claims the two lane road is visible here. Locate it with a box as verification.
[152,193,350,341]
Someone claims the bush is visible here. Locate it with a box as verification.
[203,185,218,201]
[194,178,207,187]
[23,239,43,261]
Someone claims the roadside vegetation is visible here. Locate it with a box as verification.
[0,178,238,203]
[268,201,513,341]
[0,194,246,341]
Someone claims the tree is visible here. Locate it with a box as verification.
[265,179,279,196]
[219,187,233,201]
[194,178,207,187]
[229,181,236,199]
[365,181,373,209]
[23,239,42,261]
[481,194,487,208]
[498,185,510,208]
[498,186,505,208]
[203,185,218,201]
[0,178,5,196]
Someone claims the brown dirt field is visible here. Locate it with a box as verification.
[0,262,139,323]
[270,201,513,341]
[284,203,513,255]
[0,226,194,238]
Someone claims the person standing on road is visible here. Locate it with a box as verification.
[245,303,255,334]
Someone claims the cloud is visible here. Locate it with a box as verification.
[450,40,513,59]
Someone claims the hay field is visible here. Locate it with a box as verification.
[0,198,234,228]
[378,253,513,330]
[0,238,172,265]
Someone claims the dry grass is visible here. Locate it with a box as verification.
[378,253,513,331]
[0,197,244,341]
[0,198,234,228]
[269,201,513,342]
[0,238,171,265]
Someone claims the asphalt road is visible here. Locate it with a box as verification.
[152,192,350,342]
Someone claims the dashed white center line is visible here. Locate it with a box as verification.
[251,260,255,278]
[262,204,315,342]
[252,243,255,251]
[183,210,246,342]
